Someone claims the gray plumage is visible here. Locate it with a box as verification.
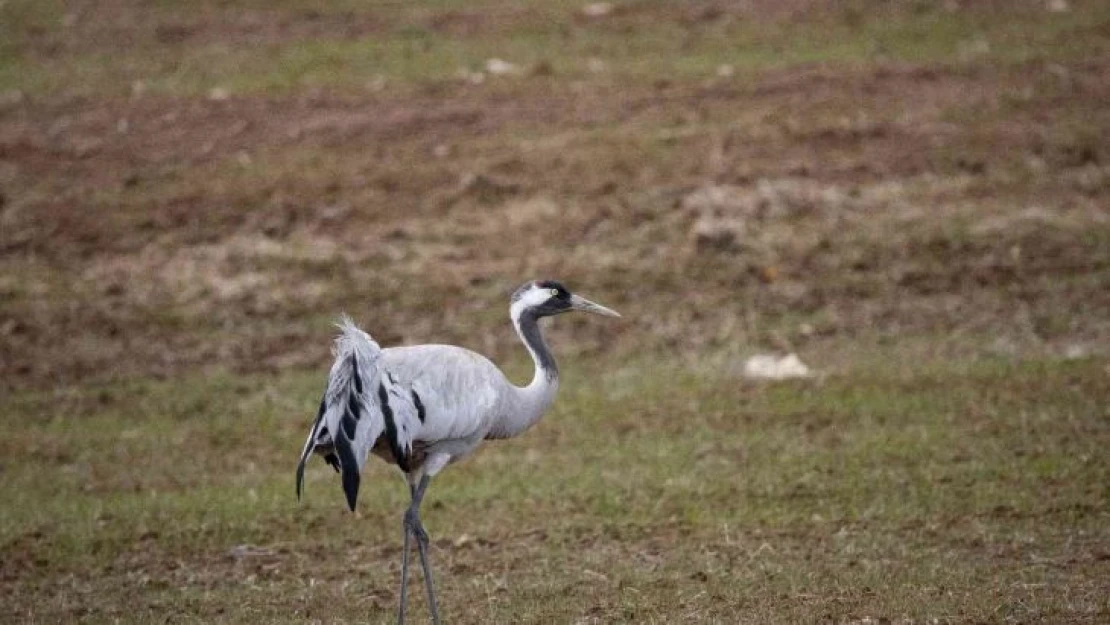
[295,279,620,625]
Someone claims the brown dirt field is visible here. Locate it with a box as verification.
[0,1,1106,380]
[4,49,1107,389]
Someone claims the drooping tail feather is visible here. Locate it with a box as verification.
[295,316,416,511]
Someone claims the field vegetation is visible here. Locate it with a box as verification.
[2,0,1108,622]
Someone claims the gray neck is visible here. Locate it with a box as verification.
[516,311,558,381]
[491,308,560,439]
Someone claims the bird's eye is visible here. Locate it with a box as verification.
[549,288,559,297]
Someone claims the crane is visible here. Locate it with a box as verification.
[296,279,620,624]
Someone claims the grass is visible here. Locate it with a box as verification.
[2,0,1109,622]
[2,0,1109,96]
[2,353,1107,623]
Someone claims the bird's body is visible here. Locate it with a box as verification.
[296,280,619,624]
[365,343,553,476]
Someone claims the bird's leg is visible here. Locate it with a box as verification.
[403,475,440,625]
[397,483,414,625]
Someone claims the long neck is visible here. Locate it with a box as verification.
[497,308,560,438]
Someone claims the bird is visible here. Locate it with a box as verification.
[295,279,620,624]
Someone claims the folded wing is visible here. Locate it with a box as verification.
[296,317,419,511]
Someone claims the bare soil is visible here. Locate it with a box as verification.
[4,48,1107,388]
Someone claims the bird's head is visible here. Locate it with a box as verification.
[510,280,621,320]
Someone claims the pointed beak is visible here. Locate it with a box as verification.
[569,294,621,318]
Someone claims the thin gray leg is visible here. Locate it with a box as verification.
[397,489,413,625]
[403,476,440,625]
[414,522,440,625]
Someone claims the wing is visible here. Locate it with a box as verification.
[382,344,505,442]
[296,317,420,511]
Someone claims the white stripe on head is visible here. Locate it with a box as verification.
[510,282,555,322]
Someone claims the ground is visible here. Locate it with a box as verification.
[1,1,1108,623]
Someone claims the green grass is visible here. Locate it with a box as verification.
[2,0,1109,96]
[3,353,1107,623]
